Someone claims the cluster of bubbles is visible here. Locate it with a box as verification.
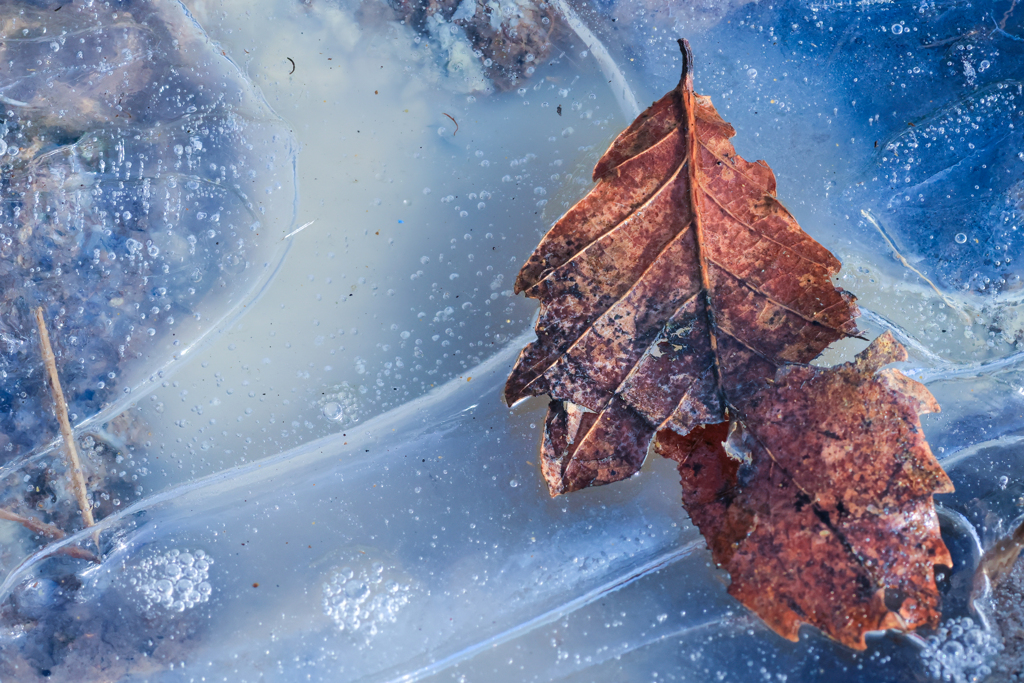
[319,381,362,426]
[130,548,214,613]
[322,561,412,637]
[919,616,1003,682]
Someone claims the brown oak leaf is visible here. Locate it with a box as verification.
[655,333,954,649]
[504,39,858,495]
[505,39,955,649]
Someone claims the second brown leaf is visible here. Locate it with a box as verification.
[656,333,953,649]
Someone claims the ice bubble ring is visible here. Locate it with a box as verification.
[130,548,215,614]
[322,561,413,637]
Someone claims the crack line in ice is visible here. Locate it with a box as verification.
[284,219,317,240]
[857,308,1024,383]
[939,434,1024,469]
[73,237,296,438]
[379,540,703,683]
[548,0,640,120]
[861,209,972,324]
[906,349,1024,384]
[564,616,734,678]
[0,328,537,602]
[859,308,951,366]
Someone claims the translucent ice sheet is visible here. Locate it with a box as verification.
[0,0,297,463]
[3,0,1024,680]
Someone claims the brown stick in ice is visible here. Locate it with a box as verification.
[0,508,99,562]
[34,307,95,529]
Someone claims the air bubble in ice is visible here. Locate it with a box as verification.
[919,616,1001,682]
[322,560,414,638]
[323,402,343,420]
[130,547,215,613]
[955,233,968,244]
[344,580,369,599]
[0,0,297,465]
[891,23,904,34]
[747,68,757,79]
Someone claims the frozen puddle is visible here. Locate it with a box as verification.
[2,0,1024,680]
[0,336,711,682]
[0,0,296,464]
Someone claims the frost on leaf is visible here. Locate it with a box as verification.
[655,333,954,650]
[504,39,858,495]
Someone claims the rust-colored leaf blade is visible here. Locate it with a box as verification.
[655,333,953,649]
[505,40,858,495]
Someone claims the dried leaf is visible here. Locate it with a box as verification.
[655,333,953,649]
[505,40,955,649]
[505,40,858,495]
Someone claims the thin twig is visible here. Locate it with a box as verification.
[443,113,459,136]
[55,545,100,563]
[1001,0,1020,29]
[982,517,1024,584]
[34,307,95,529]
[0,508,65,539]
[0,509,100,563]
[973,516,1024,603]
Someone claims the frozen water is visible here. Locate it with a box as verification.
[919,617,1003,683]
[131,547,215,613]
[322,556,415,637]
[979,539,1024,680]
[0,0,297,465]
[0,345,707,681]
[1,0,1024,679]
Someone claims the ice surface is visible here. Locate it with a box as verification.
[2,0,1024,680]
[0,0,297,464]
